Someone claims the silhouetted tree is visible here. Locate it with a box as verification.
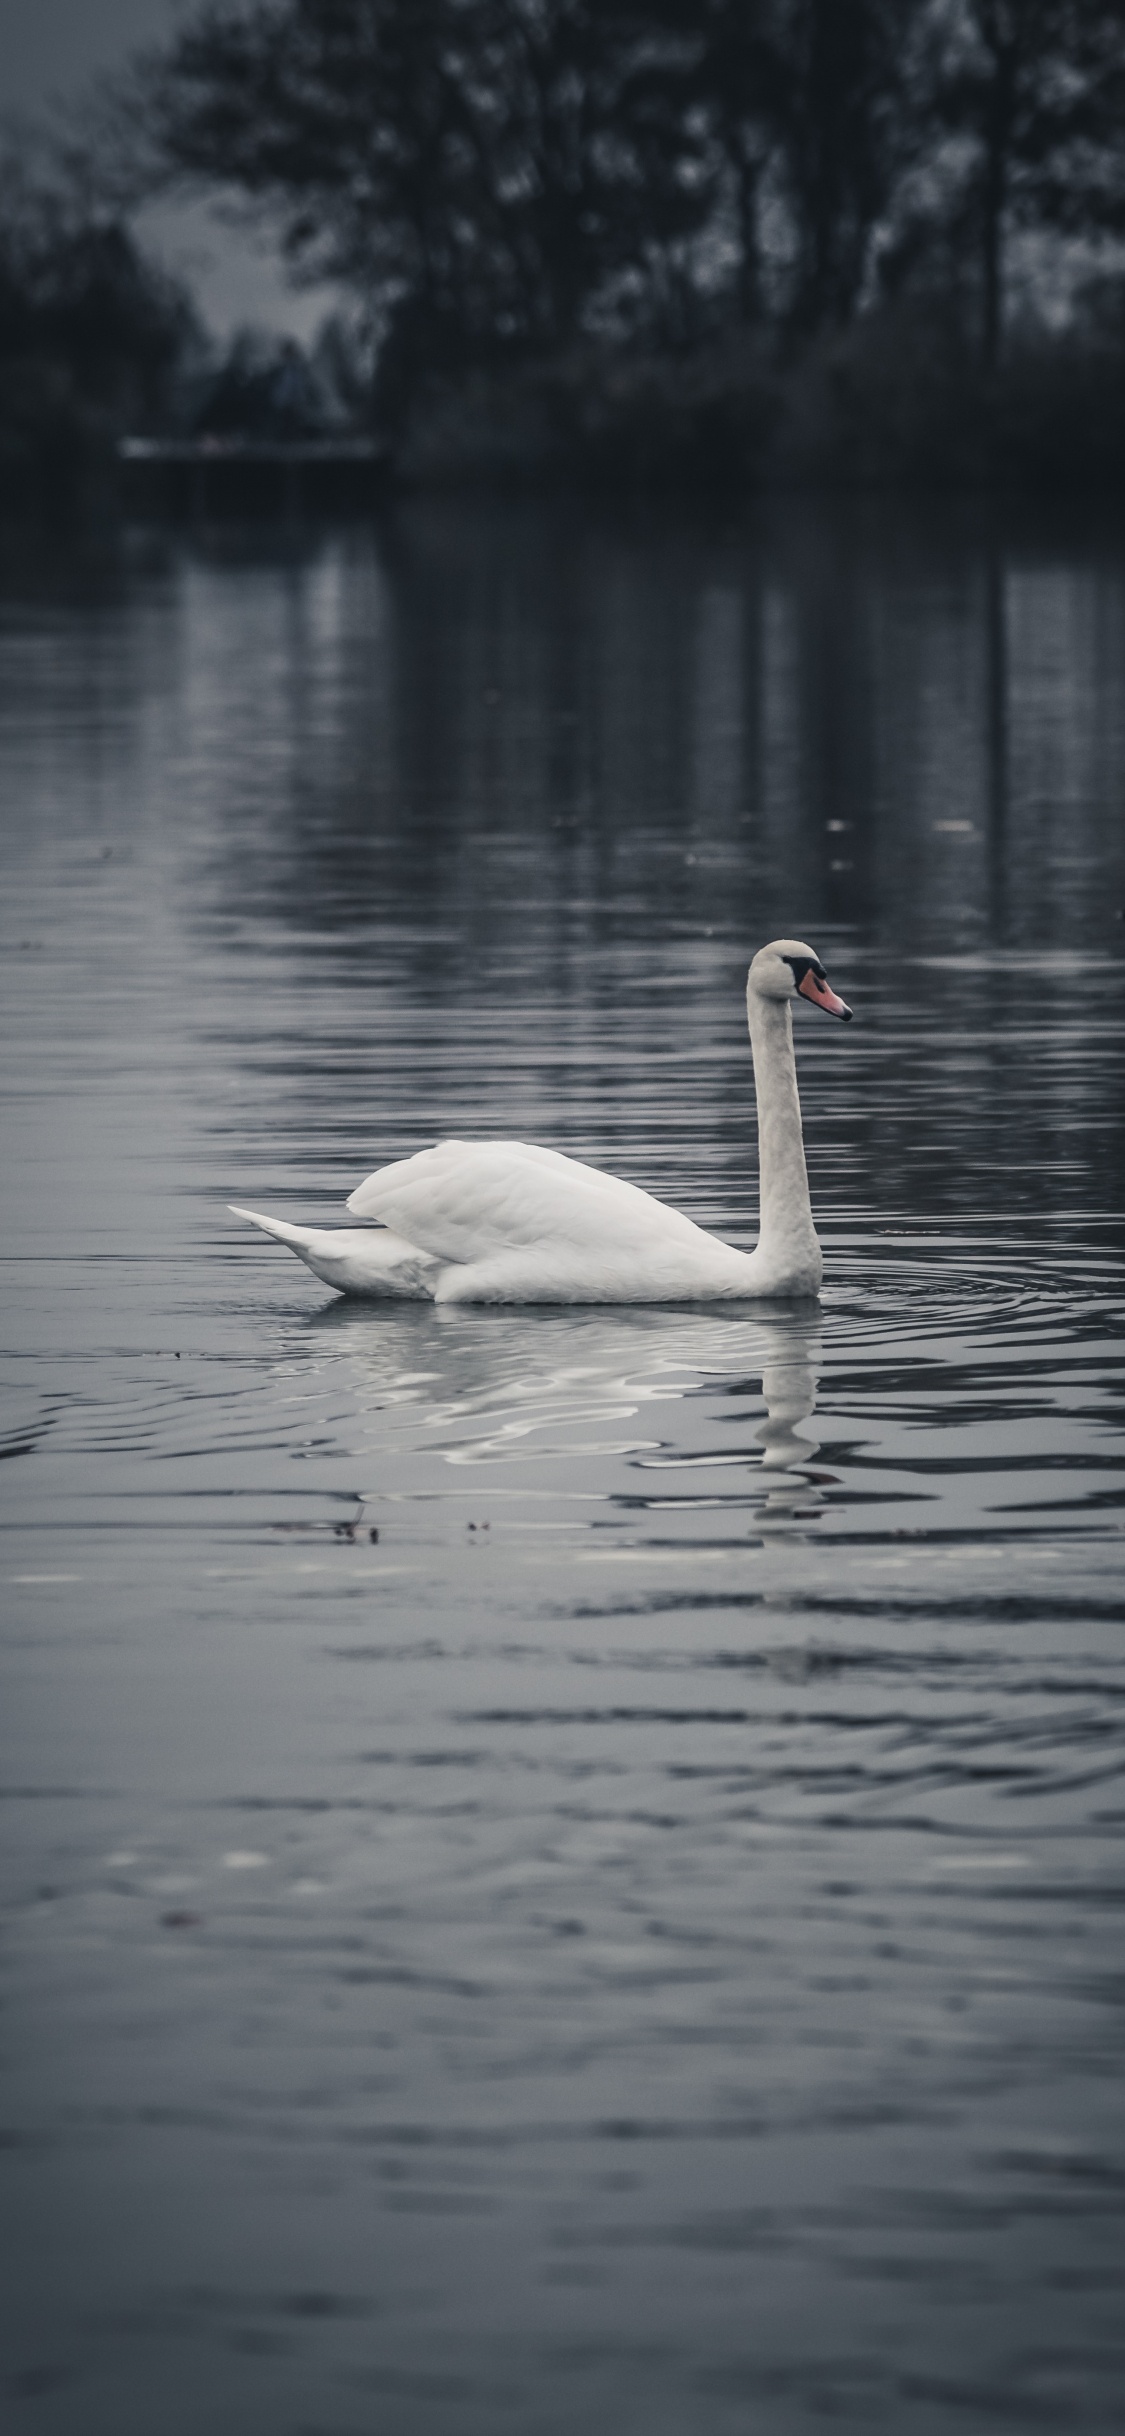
[631,0,916,331]
[925,0,1125,367]
[769,0,918,329]
[192,327,337,435]
[0,143,199,493]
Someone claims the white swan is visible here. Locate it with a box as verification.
[230,938,851,1304]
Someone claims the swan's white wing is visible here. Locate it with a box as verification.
[345,1139,708,1266]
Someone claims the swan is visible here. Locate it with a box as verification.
[229,938,851,1304]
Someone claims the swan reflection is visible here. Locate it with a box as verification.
[300,1299,823,1508]
[754,1319,828,1525]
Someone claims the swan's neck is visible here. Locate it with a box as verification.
[747,991,821,1288]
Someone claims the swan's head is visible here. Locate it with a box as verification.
[748,938,852,1020]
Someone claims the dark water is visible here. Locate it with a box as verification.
[2,497,1124,2435]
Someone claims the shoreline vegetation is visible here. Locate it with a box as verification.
[3,0,1125,508]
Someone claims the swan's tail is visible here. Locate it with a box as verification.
[228,1204,320,1252]
[227,1205,438,1299]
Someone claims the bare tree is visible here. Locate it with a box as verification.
[927,0,1125,369]
[641,0,916,331]
[115,0,711,421]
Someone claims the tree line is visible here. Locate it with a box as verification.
[121,0,1125,418]
[2,0,1125,494]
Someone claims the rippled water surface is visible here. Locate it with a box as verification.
[2,499,1124,2434]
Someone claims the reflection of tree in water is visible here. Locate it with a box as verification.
[180,500,1125,1239]
[984,531,1009,943]
[192,500,1122,972]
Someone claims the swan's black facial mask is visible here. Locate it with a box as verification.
[783,956,853,1021]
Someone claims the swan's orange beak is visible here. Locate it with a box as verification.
[798,968,852,1021]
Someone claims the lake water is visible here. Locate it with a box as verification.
[2,496,1124,2435]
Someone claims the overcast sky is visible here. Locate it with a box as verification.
[0,0,329,336]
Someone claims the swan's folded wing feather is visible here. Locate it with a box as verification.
[229,1206,437,1296]
[345,1140,706,1266]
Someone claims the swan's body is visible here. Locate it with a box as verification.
[230,939,851,1304]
